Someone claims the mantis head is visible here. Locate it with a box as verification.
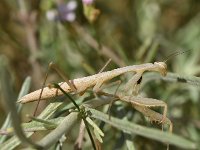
[154,62,167,76]
[153,50,190,77]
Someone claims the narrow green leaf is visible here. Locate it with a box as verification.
[87,108,197,149]
[0,77,31,143]
[37,112,79,149]
[143,72,200,87]
[0,102,64,150]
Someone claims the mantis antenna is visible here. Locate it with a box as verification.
[164,49,191,63]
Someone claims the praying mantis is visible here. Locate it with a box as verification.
[18,60,172,132]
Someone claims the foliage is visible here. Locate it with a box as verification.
[0,0,200,149]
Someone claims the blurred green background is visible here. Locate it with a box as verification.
[0,0,200,149]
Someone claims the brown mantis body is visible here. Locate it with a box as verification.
[18,61,172,131]
[18,62,166,102]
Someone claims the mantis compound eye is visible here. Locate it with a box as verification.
[154,62,167,76]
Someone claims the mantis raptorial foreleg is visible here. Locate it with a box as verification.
[133,103,172,150]
[118,95,171,131]
[118,68,171,131]
[133,104,173,132]
[123,71,144,95]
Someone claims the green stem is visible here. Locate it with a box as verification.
[52,83,97,150]
[52,83,80,111]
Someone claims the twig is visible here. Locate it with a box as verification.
[73,23,125,67]
[17,0,43,88]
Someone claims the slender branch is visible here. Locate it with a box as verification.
[17,0,43,88]
[73,23,125,67]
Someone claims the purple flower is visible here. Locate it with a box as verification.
[58,1,77,22]
[46,0,77,22]
[82,0,95,5]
